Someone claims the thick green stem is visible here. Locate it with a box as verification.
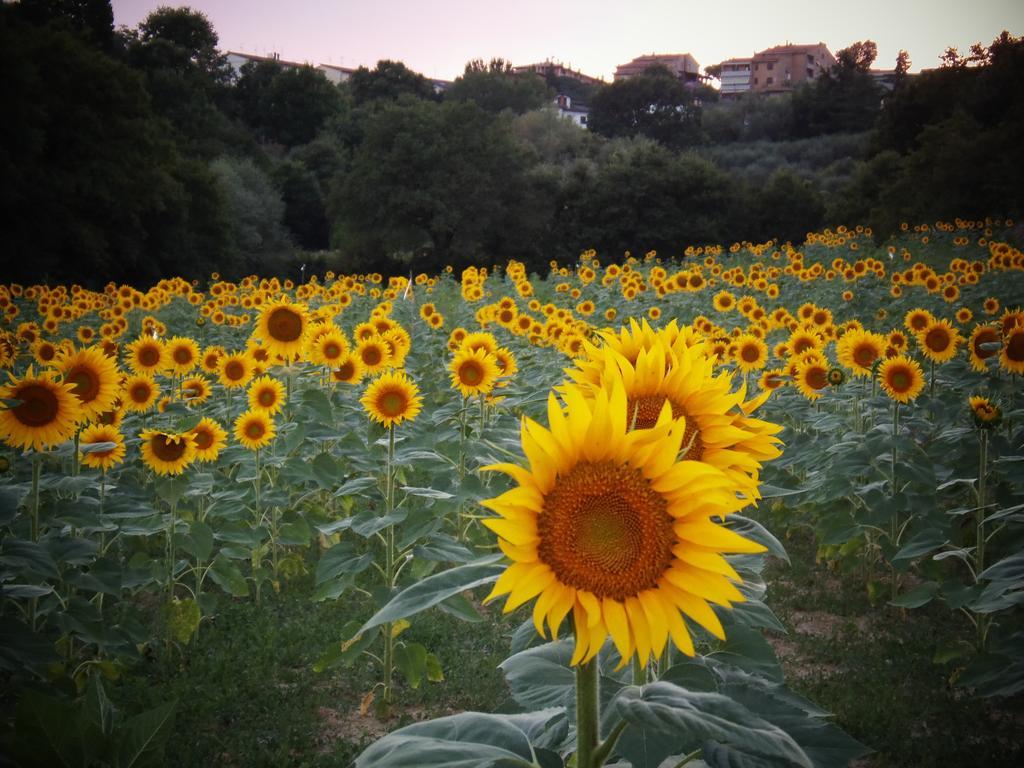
[253,447,262,604]
[30,454,42,542]
[575,658,601,768]
[168,500,177,601]
[379,426,397,717]
[977,428,990,651]
[478,393,486,434]
[890,401,900,601]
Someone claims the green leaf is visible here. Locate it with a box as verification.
[117,701,177,768]
[301,389,334,423]
[437,593,485,623]
[615,682,812,768]
[727,515,789,564]
[12,689,79,767]
[316,542,374,585]
[889,581,939,608]
[84,673,117,737]
[354,710,552,767]
[333,475,379,497]
[499,640,576,710]
[708,624,784,683]
[1,584,54,598]
[312,453,344,490]
[154,475,190,507]
[180,521,214,562]
[278,518,312,546]
[1,539,60,579]
[425,652,445,683]
[358,554,504,635]
[892,530,947,565]
[978,551,1024,583]
[394,642,428,689]
[208,556,248,597]
[313,620,379,672]
[400,485,455,500]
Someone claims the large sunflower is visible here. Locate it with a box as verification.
[248,375,286,415]
[0,367,83,450]
[355,336,391,375]
[483,380,766,667]
[307,329,349,368]
[968,324,1000,372]
[218,352,253,389]
[189,417,228,462]
[1000,325,1024,375]
[836,329,886,378]
[254,299,308,360]
[579,339,781,502]
[122,374,160,413]
[234,409,276,451]
[79,423,126,471]
[732,334,768,373]
[166,336,200,376]
[794,360,829,401]
[330,354,365,385]
[450,347,500,398]
[878,355,925,403]
[139,430,196,476]
[917,319,961,364]
[125,337,168,375]
[360,371,422,428]
[57,345,121,421]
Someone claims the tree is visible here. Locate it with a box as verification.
[894,49,911,84]
[210,156,291,271]
[328,99,536,271]
[15,0,115,51]
[446,58,550,114]
[274,160,330,250]
[349,60,436,105]
[137,4,222,73]
[235,61,343,146]
[835,40,878,71]
[588,65,704,149]
[0,10,230,285]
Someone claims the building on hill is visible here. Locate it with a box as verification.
[318,63,359,84]
[614,53,702,83]
[225,51,307,75]
[553,94,589,127]
[748,43,834,94]
[717,57,753,97]
[513,60,605,85]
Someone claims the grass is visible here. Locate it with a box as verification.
[114,575,519,767]
[763,529,1024,767]
[104,533,1024,768]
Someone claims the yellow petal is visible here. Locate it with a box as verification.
[625,596,652,663]
[502,564,555,612]
[665,600,696,656]
[602,597,633,662]
[577,590,602,628]
[482,517,537,547]
[673,521,767,554]
[570,606,591,666]
[484,561,529,603]
[547,583,576,640]
[638,590,669,659]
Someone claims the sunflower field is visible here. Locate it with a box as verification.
[1,219,1023,767]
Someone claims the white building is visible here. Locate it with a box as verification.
[317,63,358,84]
[554,94,589,128]
[718,57,752,97]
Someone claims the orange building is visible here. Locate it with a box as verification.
[614,53,702,83]
[748,43,834,93]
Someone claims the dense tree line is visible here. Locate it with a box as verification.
[2,2,1021,285]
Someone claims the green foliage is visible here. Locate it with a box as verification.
[349,59,437,105]
[446,58,552,114]
[588,65,704,149]
[235,61,344,146]
[209,156,292,271]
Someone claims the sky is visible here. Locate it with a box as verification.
[111,0,1024,81]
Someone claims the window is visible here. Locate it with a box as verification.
[766,76,774,85]
[807,67,814,77]
[807,54,814,64]
[753,77,759,84]
[767,62,774,71]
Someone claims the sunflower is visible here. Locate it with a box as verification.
[450,347,500,398]
[0,367,83,450]
[969,396,1001,428]
[836,329,886,378]
[200,345,226,374]
[179,376,212,405]
[248,375,286,415]
[234,409,276,451]
[57,345,121,421]
[122,374,160,413]
[189,417,227,462]
[917,319,961,364]
[331,354,365,385]
[493,347,518,386]
[254,299,308,360]
[1000,325,1024,375]
[878,355,925,403]
[32,340,61,367]
[163,336,199,375]
[79,423,126,471]
[125,336,168,375]
[482,379,766,667]
[968,324,1000,372]
[794,360,829,401]
[360,371,422,428]
[355,336,391,375]
[903,308,934,335]
[712,291,735,312]
[139,430,196,476]
[733,334,768,373]
[461,332,499,357]
[308,329,349,367]
[218,352,253,389]
[759,369,786,391]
